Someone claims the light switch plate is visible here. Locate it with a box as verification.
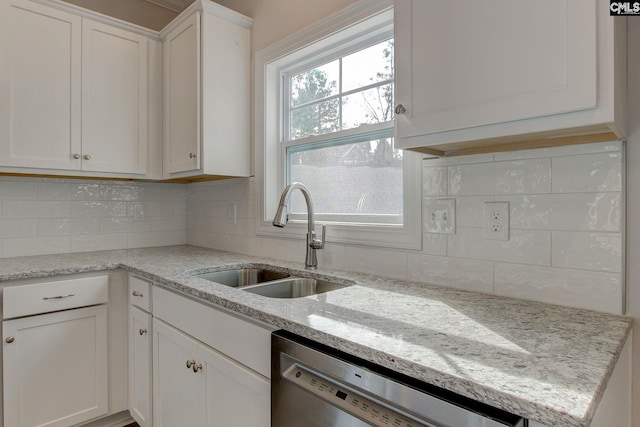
[424,198,455,234]
[484,201,509,241]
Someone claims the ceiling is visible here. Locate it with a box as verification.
[144,0,193,12]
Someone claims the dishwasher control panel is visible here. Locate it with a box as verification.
[283,363,428,427]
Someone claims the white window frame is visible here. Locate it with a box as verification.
[255,0,422,249]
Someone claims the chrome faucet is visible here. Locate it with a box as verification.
[272,182,325,269]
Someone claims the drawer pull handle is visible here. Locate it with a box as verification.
[42,293,75,300]
[5,336,15,344]
[139,328,147,336]
[192,362,203,373]
[132,291,144,297]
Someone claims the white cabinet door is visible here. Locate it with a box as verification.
[153,317,270,427]
[202,340,270,427]
[0,0,82,170]
[82,19,148,175]
[394,0,597,140]
[163,13,200,175]
[153,318,206,427]
[2,305,108,427]
[129,306,152,427]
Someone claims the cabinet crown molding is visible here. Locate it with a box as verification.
[159,0,252,38]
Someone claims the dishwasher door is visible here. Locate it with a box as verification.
[272,331,525,427]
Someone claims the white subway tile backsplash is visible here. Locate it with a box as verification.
[38,219,71,236]
[71,233,127,252]
[422,233,448,256]
[70,183,101,200]
[494,263,622,314]
[343,247,408,280]
[449,158,551,195]
[2,201,70,219]
[494,140,622,161]
[0,181,38,200]
[422,166,448,196]
[37,183,71,200]
[552,231,622,272]
[0,219,38,238]
[552,152,623,193]
[448,227,551,265]
[3,236,71,257]
[100,185,148,201]
[456,196,494,227]
[506,193,621,231]
[69,218,101,235]
[0,177,188,258]
[407,254,494,293]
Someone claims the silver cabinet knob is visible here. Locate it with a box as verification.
[189,152,197,159]
[139,328,147,336]
[83,154,91,160]
[5,336,15,344]
[395,104,407,115]
[186,359,195,369]
[132,291,144,297]
[73,153,81,160]
[192,362,203,373]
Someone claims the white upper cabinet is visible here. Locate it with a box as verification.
[0,0,82,171]
[82,20,149,175]
[161,0,252,180]
[0,0,161,178]
[394,0,627,155]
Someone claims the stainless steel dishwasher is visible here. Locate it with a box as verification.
[272,331,526,427]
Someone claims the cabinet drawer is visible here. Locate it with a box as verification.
[129,275,152,311]
[3,274,108,319]
[153,286,274,378]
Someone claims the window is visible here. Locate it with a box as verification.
[256,4,421,249]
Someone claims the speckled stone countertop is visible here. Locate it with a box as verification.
[0,245,631,427]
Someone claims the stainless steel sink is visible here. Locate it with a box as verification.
[196,268,289,288]
[242,278,349,298]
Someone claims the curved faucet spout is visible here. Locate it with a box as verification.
[272,182,325,269]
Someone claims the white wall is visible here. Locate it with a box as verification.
[0,177,185,257]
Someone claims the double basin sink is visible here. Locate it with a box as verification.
[195,267,351,299]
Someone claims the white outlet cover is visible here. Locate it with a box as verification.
[424,198,455,234]
[484,201,509,241]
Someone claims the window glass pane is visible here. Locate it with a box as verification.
[290,99,340,140]
[342,84,394,130]
[342,39,394,92]
[290,60,339,107]
[287,138,403,219]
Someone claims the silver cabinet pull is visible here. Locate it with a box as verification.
[42,293,75,300]
[5,336,15,344]
[189,152,197,158]
[132,291,144,297]
[139,328,147,336]
[73,153,81,159]
[186,359,195,369]
[192,362,203,373]
[83,154,91,160]
[395,104,406,115]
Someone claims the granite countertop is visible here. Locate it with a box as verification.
[0,245,631,427]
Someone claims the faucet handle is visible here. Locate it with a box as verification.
[310,225,325,250]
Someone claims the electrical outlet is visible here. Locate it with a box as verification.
[425,198,455,234]
[484,201,509,241]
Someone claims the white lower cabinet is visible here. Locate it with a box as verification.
[3,305,108,427]
[129,306,152,427]
[128,275,272,427]
[152,318,269,427]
